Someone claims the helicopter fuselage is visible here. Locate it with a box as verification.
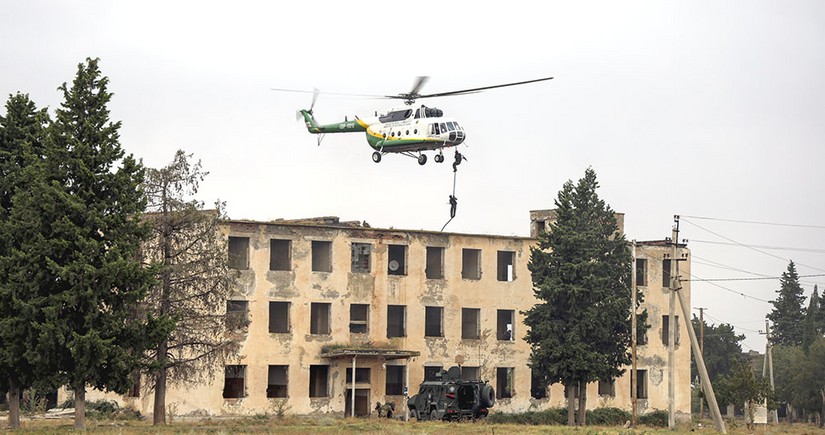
[300,104,465,158]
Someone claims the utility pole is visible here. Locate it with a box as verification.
[671,216,727,433]
[631,240,638,427]
[762,320,778,423]
[668,222,678,430]
[695,307,707,420]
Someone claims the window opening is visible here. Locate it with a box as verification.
[497,309,515,341]
[349,304,369,334]
[267,365,288,398]
[462,248,481,279]
[310,303,331,334]
[661,315,680,345]
[386,366,405,395]
[632,369,648,399]
[228,236,249,270]
[270,239,291,271]
[497,251,515,281]
[426,246,444,279]
[662,259,672,288]
[424,366,443,382]
[425,306,443,337]
[269,301,290,333]
[496,367,514,399]
[223,365,246,398]
[226,300,248,330]
[345,367,371,384]
[530,370,548,399]
[387,305,406,338]
[387,244,407,275]
[598,379,615,397]
[312,241,332,272]
[309,365,329,397]
[351,242,371,273]
[462,308,481,339]
[636,259,648,286]
[460,366,479,381]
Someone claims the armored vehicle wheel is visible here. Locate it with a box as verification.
[372,152,382,163]
[429,408,439,421]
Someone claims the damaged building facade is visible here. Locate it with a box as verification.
[83,211,691,419]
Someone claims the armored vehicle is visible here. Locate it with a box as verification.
[407,366,495,421]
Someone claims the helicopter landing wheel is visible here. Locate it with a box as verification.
[434,154,444,163]
[418,154,427,165]
[372,152,382,163]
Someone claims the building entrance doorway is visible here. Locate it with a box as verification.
[344,388,370,417]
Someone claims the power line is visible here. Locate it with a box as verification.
[689,239,825,254]
[686,273,825,282]
[681,218,825,274]
[679,215,825,230]
[690,271,773,304]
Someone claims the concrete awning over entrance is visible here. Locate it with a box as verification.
[319,348,420,360]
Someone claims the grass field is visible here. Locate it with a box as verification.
[2,416,823,434]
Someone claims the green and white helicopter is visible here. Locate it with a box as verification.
[274,76,553,165]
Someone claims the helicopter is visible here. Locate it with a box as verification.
[273,76,553,165]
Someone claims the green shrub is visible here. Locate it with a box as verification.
[638,409,668,427]
[587,407,631,425]
[487,408,567,425]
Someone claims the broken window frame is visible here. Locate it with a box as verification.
[269,239,291,271]
[351,242,371,273]
[385,365,405,395]
[269,301,290,333]
[662,259,672,288]
[461,248,482,280]
[496,367,514,399]
[461,307,481,339]
[425,246,445,279]
[496,309,515,341]
[496,250,516,282]
[424,306,444,337]
[387,244,407,276]
[387,305,406,338]
[310,302,331,335]
[349,303,369,334]
[228,236,249,270]
[223,365,247,399]
[311,240,332,273]
[460,366,480,382]
[267,365,288,398]
[309,365,329,398]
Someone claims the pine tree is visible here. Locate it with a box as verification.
[802,286,821,353]
[0,93,51,429]
[523,168,632,426]
[21,58,159,430]
[767,261,806,346]
[142,150,238,425]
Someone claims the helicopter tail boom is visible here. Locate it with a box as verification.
[300,110,367,134]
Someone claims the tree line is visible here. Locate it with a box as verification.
[0,58,237,429]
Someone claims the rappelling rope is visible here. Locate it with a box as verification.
[441,151,464,232]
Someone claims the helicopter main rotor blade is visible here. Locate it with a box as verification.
[409,76,430,96]
[414,76,554,99]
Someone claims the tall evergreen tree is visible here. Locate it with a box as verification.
[142,150,237,425]
[0,93,51,429]
[20,58,159,430]
[524,168,632,426]
[767,261,806,346]
[802,286,821,353]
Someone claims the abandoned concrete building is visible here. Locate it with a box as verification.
[82,210,691,419]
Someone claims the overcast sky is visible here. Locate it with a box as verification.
[3,1,824,351]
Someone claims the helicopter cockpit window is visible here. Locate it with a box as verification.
[439,123,447,133]
[446,122,456,131]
